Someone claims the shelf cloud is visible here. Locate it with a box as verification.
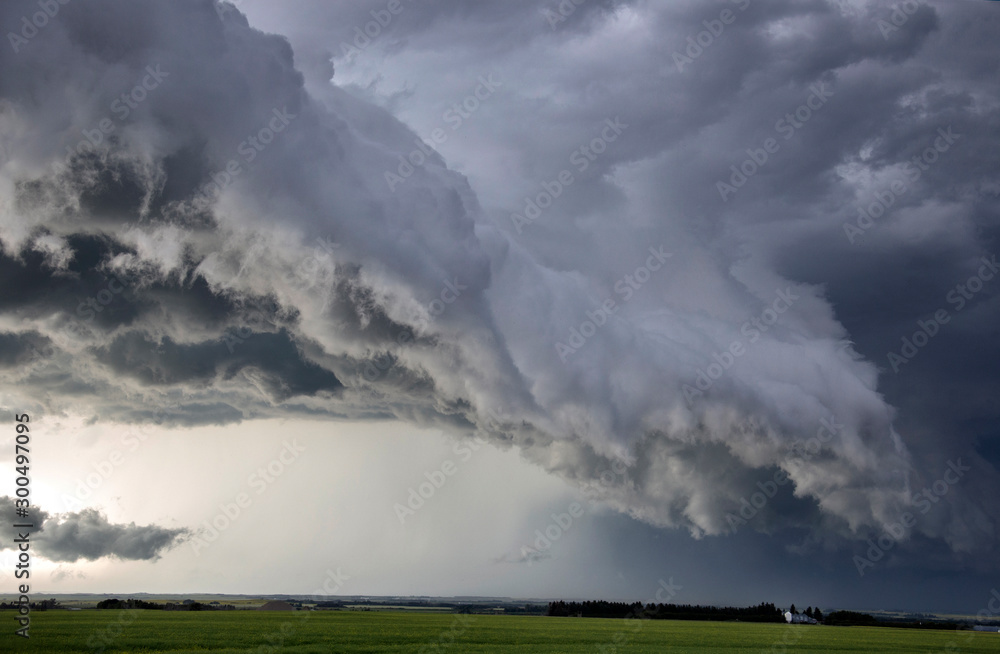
[0,0,997,574]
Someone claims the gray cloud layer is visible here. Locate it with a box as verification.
[0,497,187,562]
[0,0,997,569]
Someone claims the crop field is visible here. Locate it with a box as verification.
[2,610,997,653]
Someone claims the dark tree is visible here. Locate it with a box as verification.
[805,607,814,619]
[546,600,784,622]
[825,610,878,626]
[790,604,797,615]
[814,608,823,622]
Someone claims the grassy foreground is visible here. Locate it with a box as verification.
[2,610,997,653]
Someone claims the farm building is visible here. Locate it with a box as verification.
[784,612,818,624]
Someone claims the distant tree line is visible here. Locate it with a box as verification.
[546,602,966,630]
[821,610,876,626]
[96,599,162,610]
[547,600,786,622]
[0,598,59,610]
[308,600,546,615]
[95,599,235,611]
[823,610,970,630]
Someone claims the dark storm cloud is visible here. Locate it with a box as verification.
[682,1,1000,559]
[94,329,342,400]
[0,497,187,562]
[0,0,997,574]
[244,0,999,566]
[0,330,52,367]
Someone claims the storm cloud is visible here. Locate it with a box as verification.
[0,0,997,577]
[0,496,187,562]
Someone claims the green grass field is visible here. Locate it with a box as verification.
[2,610,997,653]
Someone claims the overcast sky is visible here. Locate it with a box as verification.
[0,0,998,614]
